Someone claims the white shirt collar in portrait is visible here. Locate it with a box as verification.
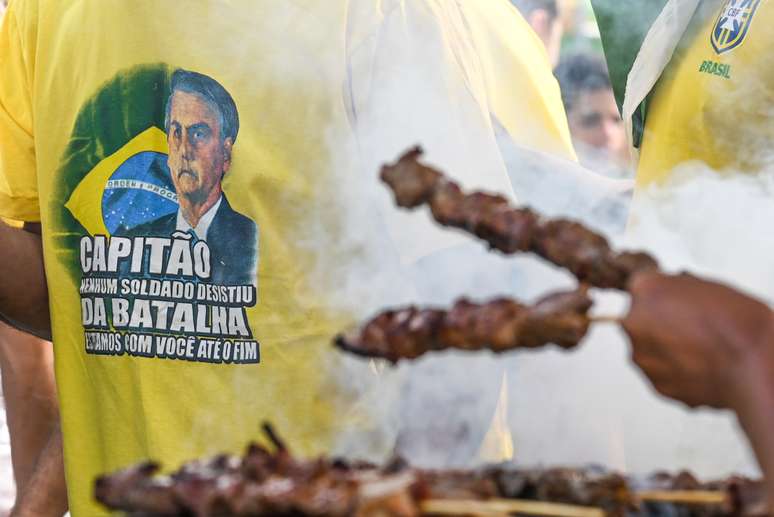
[176,195,223,241]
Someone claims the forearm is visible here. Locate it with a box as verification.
[0,221,50,339]
[733,350,774,508]
[624,273,774,503]
[10,424,68,517]
[0,322,57,493]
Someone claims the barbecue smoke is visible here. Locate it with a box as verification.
[293,0,765,483]
[314,148,763,479]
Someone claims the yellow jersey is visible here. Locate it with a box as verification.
[638,0,773,185]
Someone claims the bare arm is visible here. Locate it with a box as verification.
[623,271,774,506]
[730,341,774,507]
[0,221,50,340]
[0,322,58,496]
[10,424,67,517]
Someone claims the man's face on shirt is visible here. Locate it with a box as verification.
[166,90,232,203]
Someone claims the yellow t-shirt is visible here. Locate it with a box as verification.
[0,1,573,514]
[638,0,773,185]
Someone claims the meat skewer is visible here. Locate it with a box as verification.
[96,424,405,517]
[334,287,593,364]
[95,426,768,517]
[380,147,659,290]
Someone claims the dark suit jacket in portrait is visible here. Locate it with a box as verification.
[119,195,258,286]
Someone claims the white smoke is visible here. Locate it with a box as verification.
[296,0,767,481]
[624,164,774,303]
[322,154,766,479]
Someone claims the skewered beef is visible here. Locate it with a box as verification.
[380,148,659,290]
[334,287,593,363]
[493,467,634,516]
[96,424,415,517]
[96,425,767,517]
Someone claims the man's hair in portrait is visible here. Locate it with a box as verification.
[510,0,558,20]
[165,69,240,143]
[555,52,613,112]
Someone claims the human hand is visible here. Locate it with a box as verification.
[622,271,774,409]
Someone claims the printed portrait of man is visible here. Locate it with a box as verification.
[120,69,258,286]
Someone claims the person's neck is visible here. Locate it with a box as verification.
[179,187,222,228]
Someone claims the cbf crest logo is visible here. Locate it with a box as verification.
[711,0,762,54]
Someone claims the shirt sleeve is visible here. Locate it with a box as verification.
[0,2,39,222]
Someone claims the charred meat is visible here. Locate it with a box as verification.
[96,426,767,517]
[381,148,659,290]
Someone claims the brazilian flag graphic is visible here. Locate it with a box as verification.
[51,64,174,279]
[52,63,260,364]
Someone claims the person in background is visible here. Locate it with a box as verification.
[496,0,632,232]
[0,2,65,516]
[555,52,632,178]
[590,0,774,186]
[509,0,563,67]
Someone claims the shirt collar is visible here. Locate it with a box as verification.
[176,195,223,240]
[622,0,701,144]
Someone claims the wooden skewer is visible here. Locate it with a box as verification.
[638,490,727,505]
[427,511,509,517]
[590,315,622,325]
[421,490,728,516]
[421,499,606,517]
